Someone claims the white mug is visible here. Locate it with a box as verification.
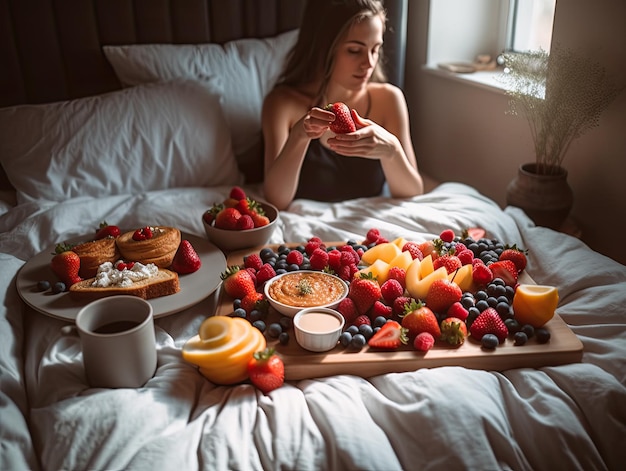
[76,296,157,388]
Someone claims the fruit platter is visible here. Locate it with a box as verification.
[192,228,583,381]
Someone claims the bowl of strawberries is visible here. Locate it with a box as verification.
[202,187,279,252]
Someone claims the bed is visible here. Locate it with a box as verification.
[1,1,625,470]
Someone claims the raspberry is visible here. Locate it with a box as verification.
[309,248,329,270]
[457,249,474,266]
[393,296,412,316]
[255,263,276,286]
[244,253,263,271]
[229,186,247,200]
[340,251,355,267]
[387,266,406,289]
[305,240,322,255]
[327,249,342,271]
[365,228,381,244]
[371,300,393,320]
[472,263,493,284]
[380,279,404,304]
[286,250,304,266]
[440,229,455,243]
[446,301,469,321]
[402,242,424,261]
[236,214,254,230]
[336,264,351,281]
[414,332,435,352]
[353,314,371,327]
[337,297,359,324]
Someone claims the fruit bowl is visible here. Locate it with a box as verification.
[202,201,279,252]
[263,270,349,318]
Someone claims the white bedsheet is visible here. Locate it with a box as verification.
[1,182,625,470]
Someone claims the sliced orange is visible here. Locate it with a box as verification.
[512,284,559,327]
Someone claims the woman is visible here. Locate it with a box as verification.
[262,0,424,210]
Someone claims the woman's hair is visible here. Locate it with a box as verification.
[278,0,387,106]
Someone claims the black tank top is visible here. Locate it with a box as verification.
[294,139,385,202]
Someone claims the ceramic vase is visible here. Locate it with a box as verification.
[506,163,573,230]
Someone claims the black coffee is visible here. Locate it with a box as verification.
[93,320,141,334]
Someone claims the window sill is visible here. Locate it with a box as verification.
[422,65,509,94]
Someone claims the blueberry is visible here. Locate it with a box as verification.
[535,328,551,344]
[37,280,51,292]
[514,331,528,346]
[349,333,367,350]
[52,282,66,294]
[278,316,292,330]
[339,331,352,347]
[496,301,511,316]
[252,320,266,332]
[267,323,283,338]
[232,307,247,318]
[232,298,242,310]
[249,309,264,322]
[505,318,521,335]
[278,332,290,345]
[475,300,490,312]
[358,324,374,340]
[346,325,359,335]
[521,324,535,338]
[481,333,499,349]
[461,296,475,309]
[373,316,388,328]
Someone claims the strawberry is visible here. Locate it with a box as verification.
[94,221,121,240]
[337,297,359,324]
[50,245,82,286]
[229,186,247,200]
[380,278,404,304]
[367,320,407,350]
[220,266,257,299]
[214,207,242,230]
[132,226,153,241]
[446,301,469,322]
[472,263,493,285]
[371,300,393,320]
[325,102,356,134]
[439,229,455,243]
[203,203,224,225]
[413,332,435,352]
[349,272,382,315]
[464,227,486,241]
[469,307,508,342]
[401,242,424,261]
[439,317,468,346]
[425,279,462,314]
[401,300,441,340]
[170,240,202,274]
[488,260,519,286]
[418,240,438,260]
[251,212,270,228]
[247,348,284,394]
[433,254,462,274]
[499,245,528,272]
[241,291,267,315]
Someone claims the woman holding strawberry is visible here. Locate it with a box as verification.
[262,0,424,210]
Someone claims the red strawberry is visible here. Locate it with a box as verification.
[220,266,257,299]
[418,240,438,260]
[203,203,224,225]
[413,332,435,352]
[247,348,284,394]
[469,307,508,342]
[446,301,469,322]
[170,240,202,274]
[349,272,382,315]
[380,278,404,304]
[255,263,277,287]
[499,245,528,272]
[337,297,359,324]
[464,227,486,241]
[50,245,82,286]
[402,242,424,261]
[425,279,462,313]
[132,226,153,241]
[229,186,247,201]
[401,300,441,340]
[439,229,455,243]
[472,263,493,285]
[488,260,519,286]
[367,320,408,350]
[236,214,255,230]
[433,254,462,274]
[325,102,356,134]
[94,221,121,240]
[241,291,267,315]
[251,213,270,228]
[371,300,393,320]
[214,207,242,230]
[439,317,468,346]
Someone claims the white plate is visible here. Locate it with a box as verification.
[16,233,226,321]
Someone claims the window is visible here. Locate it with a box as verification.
[507,0,556,52]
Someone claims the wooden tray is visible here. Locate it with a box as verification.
[216,243,583,380]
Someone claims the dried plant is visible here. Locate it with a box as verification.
[501,46,622,175]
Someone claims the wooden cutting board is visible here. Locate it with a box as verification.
[216,243,583,380]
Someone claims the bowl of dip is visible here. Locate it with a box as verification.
[293,307,345,352]
[263,270,349,318]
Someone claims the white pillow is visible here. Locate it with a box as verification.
[103,29,298,158]
[0,79,242,204]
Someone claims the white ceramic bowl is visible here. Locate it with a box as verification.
[293,307,345,352]
[263,270,349,318]
[202,201,279,252]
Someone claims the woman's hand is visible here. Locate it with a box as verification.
[326,109,400,161]
[302,107,335,139]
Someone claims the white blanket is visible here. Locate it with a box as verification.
[1,182,625,470]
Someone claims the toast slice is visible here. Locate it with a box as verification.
[69,268,180,301]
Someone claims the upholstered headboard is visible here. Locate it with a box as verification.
[0,0,407,190]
